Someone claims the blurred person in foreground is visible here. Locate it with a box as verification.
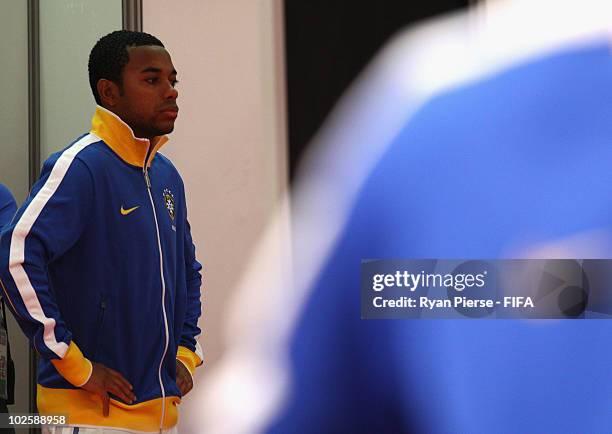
[197,0,612,433]
[0,31,203,433]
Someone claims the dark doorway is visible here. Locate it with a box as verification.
[284,1,469,181]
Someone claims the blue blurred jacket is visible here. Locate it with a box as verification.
[268,23,612,434]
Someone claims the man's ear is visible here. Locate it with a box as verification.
[97,79,121,107]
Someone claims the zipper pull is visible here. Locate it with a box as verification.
[144,170,151,188]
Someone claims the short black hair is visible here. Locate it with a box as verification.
[88,30,164,105]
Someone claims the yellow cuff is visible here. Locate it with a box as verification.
[176,345,202,376]
[50,341,93,387]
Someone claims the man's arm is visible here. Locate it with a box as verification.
[0,157,94,384]
[0,155,134,409]
[176,217,203,394]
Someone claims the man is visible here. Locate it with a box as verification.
[199,1,612,433]
[0,31,203,433]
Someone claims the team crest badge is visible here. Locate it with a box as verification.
[162,188,175,220]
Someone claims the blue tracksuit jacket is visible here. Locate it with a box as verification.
[0,106,203,432]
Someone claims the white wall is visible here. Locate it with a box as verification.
[143,0,288,423]
[0,0,29,203]
[40,0,122,160]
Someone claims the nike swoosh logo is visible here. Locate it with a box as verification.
[120,205,140,216]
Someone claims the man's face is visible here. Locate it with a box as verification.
[113,45,179,139]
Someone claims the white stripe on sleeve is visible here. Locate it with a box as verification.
[8,134,99,358]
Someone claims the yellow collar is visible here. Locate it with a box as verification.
[90,105,169,168]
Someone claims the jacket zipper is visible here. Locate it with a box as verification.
[144,163,170,433]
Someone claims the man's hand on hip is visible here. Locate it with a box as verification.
[81,362,136,416]
[176,359,193,396]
